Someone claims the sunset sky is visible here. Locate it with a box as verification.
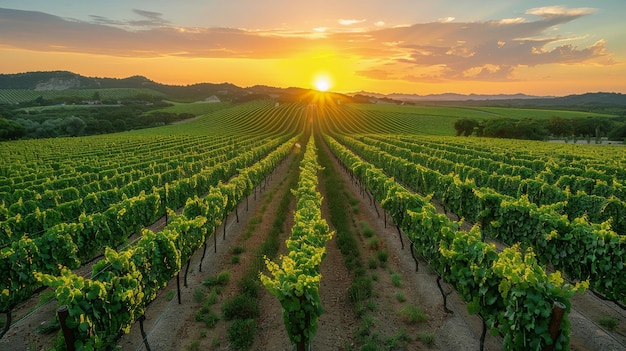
[1,1,625,96]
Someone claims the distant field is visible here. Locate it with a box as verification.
[152,101,232,115]
[0,88,165,104]
[346,103,617,136]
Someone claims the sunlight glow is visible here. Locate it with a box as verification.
[313,74,332,92]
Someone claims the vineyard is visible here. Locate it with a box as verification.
[1,98,625,350]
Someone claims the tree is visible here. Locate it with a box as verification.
[547,116,573,137]
[0,118,25,140]
[64,116,86,136]
[454,118,479,136]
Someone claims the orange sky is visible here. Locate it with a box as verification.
[1,3,625,96]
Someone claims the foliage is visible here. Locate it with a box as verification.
[260,137,334,348]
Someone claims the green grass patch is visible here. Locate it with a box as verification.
[417,332,436,347]
[398,305,429,324]
[598,316,619,331]
[395,291,406,303]
[391,273,402,287]
[202,271,231,288]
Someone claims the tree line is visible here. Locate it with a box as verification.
[454,115,626,142]
[0,98,194,140]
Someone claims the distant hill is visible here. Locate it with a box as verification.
[352,91,547,102]
[351,91,626,108]
[0,71,356,103]
[2,71,624,107]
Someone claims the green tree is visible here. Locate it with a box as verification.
[64,116,86,136]
[0,118,25,140]
[454,118,479,136]
[547,116,573,137]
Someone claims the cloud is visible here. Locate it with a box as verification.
[526,6,596,18]
[338,19,366,26]
[0,6,614,82]
[88,8,169,28]
[128,9,170,27]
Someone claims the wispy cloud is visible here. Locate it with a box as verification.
[338,19,366,26]
[0,6,613,82]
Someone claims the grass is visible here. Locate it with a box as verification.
[377,250,389,267]
[202,271,230,288]
[417,332,436,347]
[598,316,619,331]
[367,237,382,250]
[193,286,205,303]
[395,291,406,302]
[186,340,201,351]
[165,290,176,301]
[361,222,375,238]
[195,310,220,328]
[391,273,402,287]
[397,304,429,324]
[368,258,378,269]
[230,245,245,255]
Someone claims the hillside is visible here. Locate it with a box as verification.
[0,71,354,103]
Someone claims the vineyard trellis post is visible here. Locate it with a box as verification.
[545,301,566,351]
[57,305,76,351]
[0,310,11,340]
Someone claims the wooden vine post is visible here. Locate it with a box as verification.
[545,301,566,351]
[57,305,76,351]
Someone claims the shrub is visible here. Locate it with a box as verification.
[227,318,256,350]
[222,294,259,320]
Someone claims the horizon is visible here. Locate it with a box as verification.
[1,1,625,96]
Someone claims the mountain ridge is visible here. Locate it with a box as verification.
[1,71,625,106]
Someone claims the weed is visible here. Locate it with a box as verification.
[193,286,205,303]
[391,273,402,287]
[361,223,375,238]
[384,328,412,350]
[368,258,378,269]
[371,273,379,281]
[165,290,175,301]
[212,336,220,347]
[238,275,260,297]
[598,316,619,331]
[36,317,60,335]
[205,288,219,305]
[203,271,230,288]
[376,250,389,267]
[230,245,245,255]
[186,340,201,351]
[349,276,373,303]
[398,304,429,324]
[367,237,381,250]
[231,255,241,264]
[395,291,406,302]
[417,333,436,347]
[195,310,220,328]
[222,294,259,320]
[227,318,256,350]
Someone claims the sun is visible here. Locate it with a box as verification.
[313,74,332,92]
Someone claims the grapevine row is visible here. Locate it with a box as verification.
[337,134,626,305]
[0,136,273,244]
[325,134,586,350]
[36,135,299,350]
[261,136,334,350]
[357,135,626,234]
[0,135,292,311]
